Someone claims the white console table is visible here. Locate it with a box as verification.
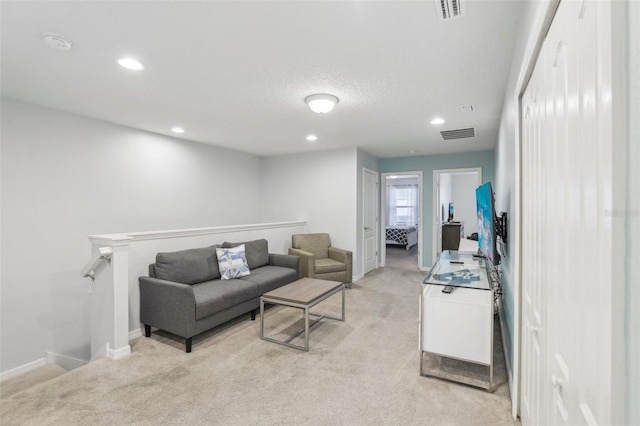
[419,250,496,391]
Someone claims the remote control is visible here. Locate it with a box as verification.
[450,260,464,265]
[442,285,454,294]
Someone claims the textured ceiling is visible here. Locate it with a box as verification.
[1,1,526,158]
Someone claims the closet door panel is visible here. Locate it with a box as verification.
[520,1,616,424]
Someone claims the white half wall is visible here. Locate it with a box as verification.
[259,148,359,276]
[0,99,264,372]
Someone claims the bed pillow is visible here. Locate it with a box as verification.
[216,244,250,280]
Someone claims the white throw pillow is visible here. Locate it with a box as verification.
[216,244,250,280]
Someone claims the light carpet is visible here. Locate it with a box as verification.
[0,246,517,425]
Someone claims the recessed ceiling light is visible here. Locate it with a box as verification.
[118,57,144,71]
[430,117,445,125]
[171,127,185,134]
[305,94,339,114]
[408,150,417,154]
[306,134,318,142]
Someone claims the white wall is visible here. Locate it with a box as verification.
[0,99,264,371]
[439,173,452,223]
[260,148,359,274]
[451,173,478,235]
[493,0,539,411]
[386,176,418,187]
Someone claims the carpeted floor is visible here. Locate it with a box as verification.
[0,246,517,425]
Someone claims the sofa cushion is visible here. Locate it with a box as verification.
[222,239,269,269]
[216,245,251,280]
[191,279,258,320]
[240,265,298,294]
[315,258,347,274]
[155,246,220,285]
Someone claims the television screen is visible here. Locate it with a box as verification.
[476,182,500,265]
[448,202,454,222]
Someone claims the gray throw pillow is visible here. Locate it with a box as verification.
[155,245,220,284]
[221,239,269,269]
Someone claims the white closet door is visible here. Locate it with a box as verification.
[520,0,622,424]
[521,56,546,426]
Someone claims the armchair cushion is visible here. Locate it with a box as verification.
[315,258,347,274]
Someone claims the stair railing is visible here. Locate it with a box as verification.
[80,247,113,280]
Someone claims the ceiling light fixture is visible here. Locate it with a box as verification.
[430,117,445,125]
[306,135,318,142]
[305,94,339,114]
[118,57,144,71]
[42,33,72,50]
[171,127,185,134]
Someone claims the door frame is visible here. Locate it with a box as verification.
[431,168,482,265]
[512,0,560,420]
[362,167,379,275]
[380,170,423,269]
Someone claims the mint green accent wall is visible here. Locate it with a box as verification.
[380,150,495,268]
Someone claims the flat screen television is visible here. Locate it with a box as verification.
[448,202,454,222]
[476,182,500,266]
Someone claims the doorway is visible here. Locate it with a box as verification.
[432,168,482,265]
[380,171,423,270]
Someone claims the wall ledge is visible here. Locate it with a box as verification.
[88,221,307,244]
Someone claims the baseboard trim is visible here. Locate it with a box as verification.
[2,337,141,380]
[498,308,514,401]
[0,357,47,382]
[106,345,132,360]
[129,327,143,341]
[352,273,365,282]
[46,352,87,371]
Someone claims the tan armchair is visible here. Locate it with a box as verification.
[289,233,353,287]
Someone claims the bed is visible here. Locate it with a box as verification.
[386,225,418,250]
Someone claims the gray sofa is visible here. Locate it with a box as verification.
[139,239,299,352]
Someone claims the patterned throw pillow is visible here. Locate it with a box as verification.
[216,244,250,280]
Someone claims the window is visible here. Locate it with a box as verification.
[387,184,418,226]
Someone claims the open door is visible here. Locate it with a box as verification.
[363,168,378,275]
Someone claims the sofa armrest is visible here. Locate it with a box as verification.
[329,247,353,283]
[269,253,300,276]
[139,276,197,338]
[288,248,315,279]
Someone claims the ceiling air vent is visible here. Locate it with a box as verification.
[440,127,476,141]
[435,0,465,21]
